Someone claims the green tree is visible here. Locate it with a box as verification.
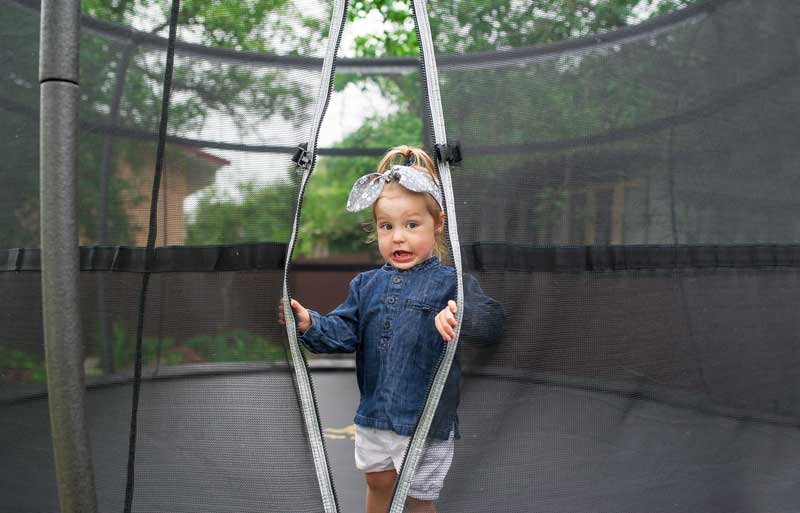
[296,0,700,255]
[185,108,422,252]
[0,0,325,247]
[185,181,297,244]
[81,0,325,52]
[185,0,698,253]
[348,0,695,56]
[297,110,423,257]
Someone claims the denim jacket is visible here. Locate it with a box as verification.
[299,256,503,440]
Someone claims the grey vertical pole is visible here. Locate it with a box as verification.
[40,1,98,513]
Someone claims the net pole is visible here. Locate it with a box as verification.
[39,1,99,512]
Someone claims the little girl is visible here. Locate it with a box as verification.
[289,146,501,513]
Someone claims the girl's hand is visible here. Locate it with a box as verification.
[434,300,458,342]
[278,298,312,334]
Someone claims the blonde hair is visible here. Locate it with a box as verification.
[367,145,449,264]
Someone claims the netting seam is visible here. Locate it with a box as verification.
[123,1,180,512]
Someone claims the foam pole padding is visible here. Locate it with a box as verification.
[39,0,80,83]
[39,1,98,512]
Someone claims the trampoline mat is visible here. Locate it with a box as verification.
[3,371,798,513]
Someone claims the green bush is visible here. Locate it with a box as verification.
[97,323,285,370]
[184,330,286,362]
[0,347,46,382]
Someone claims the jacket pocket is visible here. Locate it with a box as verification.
[405,298,436,313]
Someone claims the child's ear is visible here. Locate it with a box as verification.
[435,212,446,234]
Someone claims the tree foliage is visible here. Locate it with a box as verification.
[293,0,699,256]
[0,0,697,250]
[81,0,321,52]
[347,0,695,58]
[296,110,423,257]
[185,181,296,244]
[0,0,322,247]
[188,0,700,254]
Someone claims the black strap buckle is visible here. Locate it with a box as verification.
[291,142,312,169]
[434,141,462,165]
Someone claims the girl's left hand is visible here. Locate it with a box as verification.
[435,300,458,342]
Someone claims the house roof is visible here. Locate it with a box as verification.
[177,146,231,168]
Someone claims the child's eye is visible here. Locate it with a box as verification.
[380,223,392,230]
[407,222,418,229]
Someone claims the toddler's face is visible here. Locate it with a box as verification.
[373,184,443,271]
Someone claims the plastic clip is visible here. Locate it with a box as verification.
[292,142,312,170]
[434,141,462,165]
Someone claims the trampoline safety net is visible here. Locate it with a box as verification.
[416,0,800,511]
[2,0,800,512]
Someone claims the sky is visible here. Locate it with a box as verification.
[320,11,398,146]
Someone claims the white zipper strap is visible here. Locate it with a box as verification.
[415,1,448,144]
[280,0,349,510]
[391,1,465,510]
[282,265,337,513]
[282,166,337,513]
[307,0,348,161]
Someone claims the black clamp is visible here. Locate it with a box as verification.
[434,141,462,165]
[291,142,312,170]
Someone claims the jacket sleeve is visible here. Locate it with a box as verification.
[460,273,506,346]
[298,274,362,354]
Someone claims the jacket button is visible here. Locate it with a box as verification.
[384,320,390,329]
[388,296,396,304]
[392,276,401,284]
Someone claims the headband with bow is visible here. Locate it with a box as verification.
[346,165,443,212]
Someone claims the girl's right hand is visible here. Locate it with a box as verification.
[278,297,311,334]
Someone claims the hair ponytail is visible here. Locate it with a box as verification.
[377,145,438,185]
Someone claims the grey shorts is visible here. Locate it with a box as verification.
[354,424,455,501]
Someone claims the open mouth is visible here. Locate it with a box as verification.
[393,250,413,260]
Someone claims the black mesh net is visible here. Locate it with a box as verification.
[413,0,800,511]
[1,0,335,511]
